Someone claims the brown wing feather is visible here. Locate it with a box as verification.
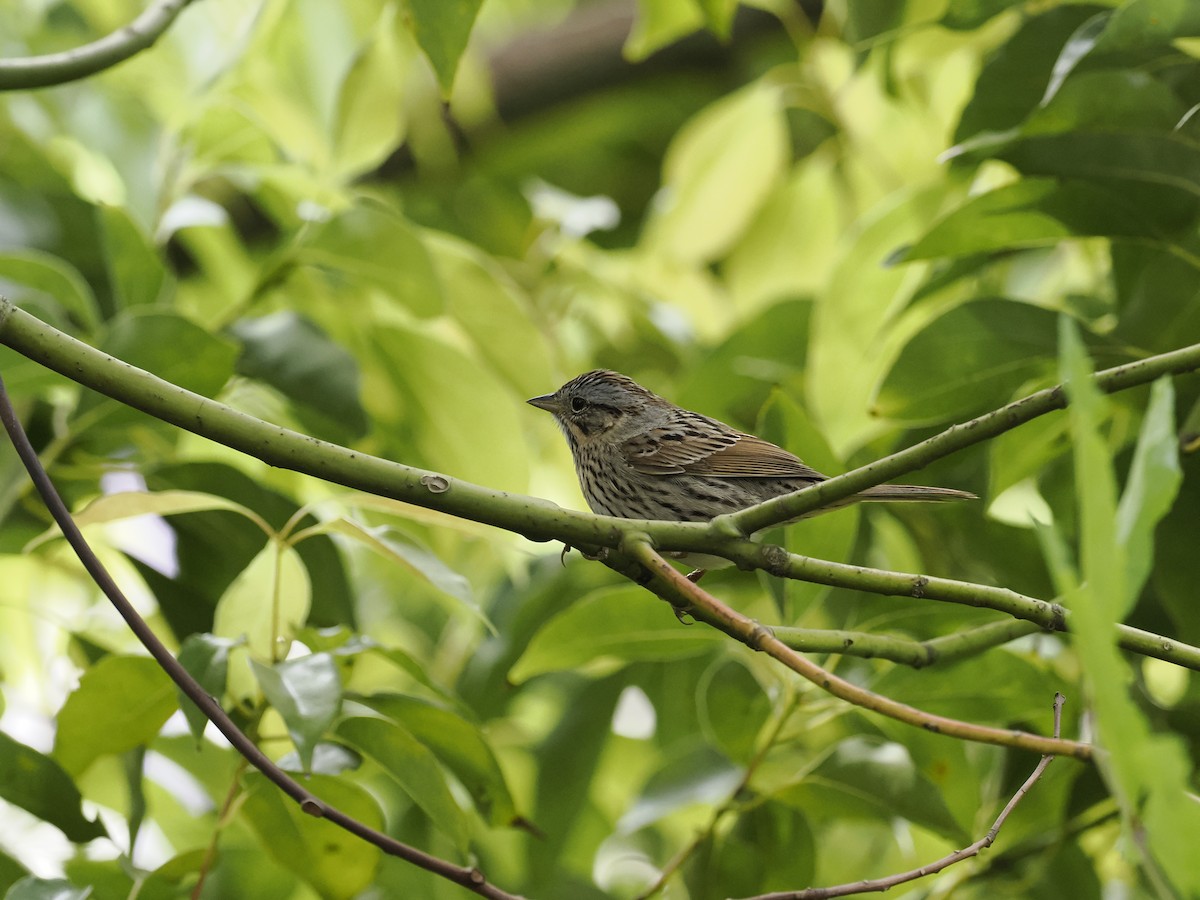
[621,416,826,481]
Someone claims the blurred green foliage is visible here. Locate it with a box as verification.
[1,0,1199,897]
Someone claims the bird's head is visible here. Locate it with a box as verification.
[528,370,657,447]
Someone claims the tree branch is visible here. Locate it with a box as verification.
[0,0,195,91]
[723,346,1200,535]
[773,618,1043,667]
[2,298,1198,670]
[621,538,1090,759]
[0,374,521,900]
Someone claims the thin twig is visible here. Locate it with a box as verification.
[0,0,195,91]
[0,375,521,900]
[635,693,803,900]
[742,693,1067,900]
[624,538,1090,759]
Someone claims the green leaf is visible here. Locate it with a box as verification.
[1025,71,1184,137]
[697,657,772,764]
[229,311,369,441]
[176,634,235,743]
[426,232,555,397]
[644,83,789,264]
[0,250,99,331]
[98,205,168,309]
[53,656,176,776]
[0,731,105,842]
[76,310,237,425]
[312,518,487,625]
[1059,319,1200,896]
[371,323,528,491]
[873,652,1057,728]
[4,878,92,900]
[686,802,815,898]
[334,716,469,851]
[406,0,484,93]
[873,299,1060,423]
[941,0,1025,30]
[252,653,342,772]
[355,692,519,826]
[755,389,859,617]
[619,744,742,832]
[1042,11,1110,105]
[213,540,312,701]
[954,5,1107,142]
[696,0,738,38]
[779,737,969,844]
[303,204,443,317]
[904,180,1170,261]
[626,0,705,61]
[1000,132,1200,199]
[28,489,270,553]
[1115,377,1181,599]
[1089,0,1200,56]
[333,8,405,176]
[239,771,381,900]
[510,585,722,683]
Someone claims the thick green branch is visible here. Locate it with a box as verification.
[0,0,194,91]
[773,618,1043,667]
[3,298,1199,671]
[723,343,1200,535]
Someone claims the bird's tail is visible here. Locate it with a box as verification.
[857,484,977,502]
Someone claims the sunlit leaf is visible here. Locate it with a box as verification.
[53,656,176,776]
[1059,319,1200,896]
[213,540,311,701]
[644,83,789,265]
[4,878,92,900]
[303,204,443,317]
[28,490,269,553]
[333,8,405,176]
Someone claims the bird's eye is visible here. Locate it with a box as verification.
[569,396,588,413]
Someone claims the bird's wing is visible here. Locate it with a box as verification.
[620,417,826,480]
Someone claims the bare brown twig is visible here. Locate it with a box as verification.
[742,693,1067,900]
[623,538,1090,760]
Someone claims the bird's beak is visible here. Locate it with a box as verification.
[527,393,560,413]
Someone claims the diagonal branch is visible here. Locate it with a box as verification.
[620,537,1090,759]
[0,0,195,91]
[723,345,1200,535]
[0,374,521,900]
